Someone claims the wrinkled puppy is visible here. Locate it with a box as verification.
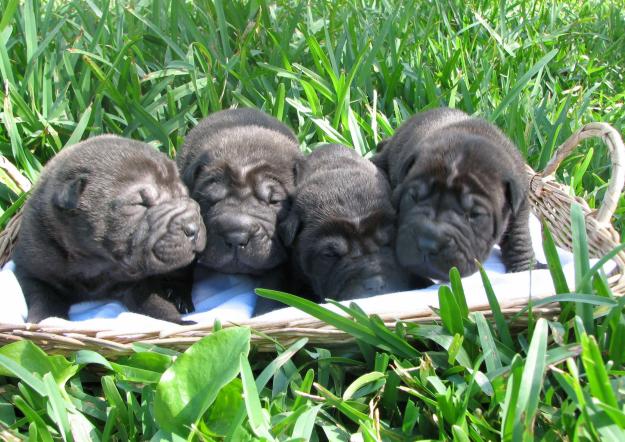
[13,135,206,323]
[373,108,534,280]
[280,144,428,301]
[177,108,302,275]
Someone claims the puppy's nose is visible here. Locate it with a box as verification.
[417,236,441,254]
[183,222,199,239]
[362,275,387,293]
[223,229,252,248]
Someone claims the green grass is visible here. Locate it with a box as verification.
[1,206,625,440]
[0,0,623,230]
[1,0,625,440]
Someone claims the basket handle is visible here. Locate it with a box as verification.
[540,122,625,225]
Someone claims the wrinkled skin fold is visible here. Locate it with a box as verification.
[13,135,206,323]
[373,108,535,280]
[281,144,430,301]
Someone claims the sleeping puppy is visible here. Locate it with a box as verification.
[13,135,206,323]
[177,108,302,276]
[373,108,534,280]
[280,144,428,301]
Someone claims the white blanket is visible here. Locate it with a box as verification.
[0,215,610,331]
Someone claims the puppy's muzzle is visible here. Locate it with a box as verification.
[215,215,261,250]
[414,225,454,257]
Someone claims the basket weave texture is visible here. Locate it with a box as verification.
[0,123,623,356]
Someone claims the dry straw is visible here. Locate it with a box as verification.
[0,123,623,357]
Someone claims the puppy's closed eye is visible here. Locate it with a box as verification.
[318,237,349,259]
[257,180,286,205]
[407,181,430,203]
[374,226,394,246]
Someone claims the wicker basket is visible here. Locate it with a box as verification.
[0,123,623,356]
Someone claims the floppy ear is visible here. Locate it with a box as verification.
[278,209,301,247]
[504,176,526,216]
[371,139,390,172]
[397,152,417,183]
[182,159,207,190]
[391,184,404,209]
[53,175,87,210]
[292,157,304,186]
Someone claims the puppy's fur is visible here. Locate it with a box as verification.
[280,144,428,301]
[13,135,206,323]
[374,108,534,280]
[177,108,303,276]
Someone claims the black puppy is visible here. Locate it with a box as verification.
[374,108,534,280]
[177,108,303,276]
[13,135,206,323]
[280,144,427,301]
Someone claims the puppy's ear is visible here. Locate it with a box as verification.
[54,174,87,210]
[182,160,206,190]
[292,157,304,186]
[504,176,526,216]
[397,152,417,183]
[278,209,301,247]
[391,184,404,209]
[371,139,390,172]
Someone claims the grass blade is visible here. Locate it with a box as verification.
[239,355,273,441]
[474,312,503,374]
[571,203,594,334]
[478,264,514,349]
[515,318,549,437]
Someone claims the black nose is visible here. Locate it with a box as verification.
[362,275,387,293]
[416,236,441,254]
[183,222,198,239]
[223,229,252,248]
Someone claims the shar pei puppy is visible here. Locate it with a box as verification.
[177,108,303,277]
[279,144,429,301]
[13,135,206,323]
[373,108,534,280]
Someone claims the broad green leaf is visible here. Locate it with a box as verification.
[0,341,77,388]
[154,327,251,436]
[203,379,244,437]
[0,353,46,396]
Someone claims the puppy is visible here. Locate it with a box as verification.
[13,135,206,323]
[177,108,302,275]
[280,144,428,302]
[373,108,534,280]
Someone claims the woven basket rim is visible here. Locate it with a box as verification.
[0,121,623,356]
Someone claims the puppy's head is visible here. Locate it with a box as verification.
[281,145,419,300]
[182,123,301,274]
[48,136,206,278]
[393,131,525,279]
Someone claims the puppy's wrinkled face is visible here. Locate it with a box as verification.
[291,210,412,300]
[189,160,292,274]
[394,138,511,280]
[282,151,420,301]
[55,154,206,279]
